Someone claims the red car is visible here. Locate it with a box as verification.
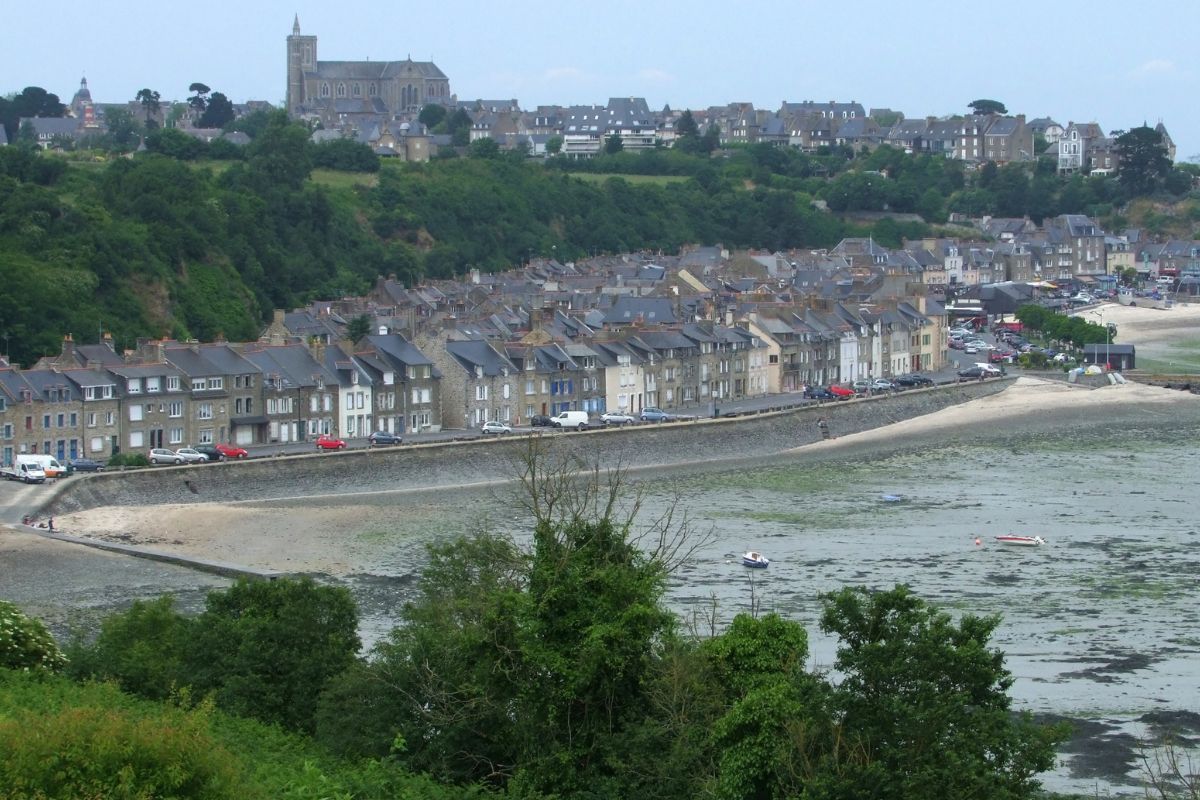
[828,385,855,399]
[315,434,347,450]
[216,443,248,459]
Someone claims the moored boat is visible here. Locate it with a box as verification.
[995,535,1046,547]
[742,551,770,568]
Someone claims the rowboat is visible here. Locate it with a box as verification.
[994,535,1046,547]
[742,551,770,568]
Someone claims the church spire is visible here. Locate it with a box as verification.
[292,14,300,35]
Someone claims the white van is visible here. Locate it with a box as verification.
[3,456,47,484]
[23,454,66,478]
[550,410,590,430]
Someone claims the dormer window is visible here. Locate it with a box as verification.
[127,378,142,394]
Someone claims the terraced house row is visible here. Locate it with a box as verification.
[0,285,947,463]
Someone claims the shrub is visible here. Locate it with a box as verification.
[0,674,247,800]
[106,452,150,468]
[0,600,66,673]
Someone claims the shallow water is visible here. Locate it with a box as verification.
[7,417,1200,796]
[333,423,1200,796]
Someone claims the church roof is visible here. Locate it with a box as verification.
[311,59,447,81]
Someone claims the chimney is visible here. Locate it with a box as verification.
[60,333,76,362]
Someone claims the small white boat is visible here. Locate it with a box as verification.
[994,535,1046,547]
[742,551,770,568]
[880,494,904,503]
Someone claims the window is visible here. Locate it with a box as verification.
[105,411,114,426]
[198,429,214,444]
[197,403,213,420]
[475,385,489,401]
[90,436,103,453]
[57,414,65,428]
[129,431,144,448]
[169,428,183,445]
[192,378,208,391]
[146,377,160,393]
[167,376,180,391]
[235,398,243,414]
[244,398,252,414]
[169,401,183,418]
[69,413,77,427]
[127,378,142,394]
[502,384,511,400]
[2,424,11,440]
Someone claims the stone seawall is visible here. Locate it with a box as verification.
[40,380,1013,516]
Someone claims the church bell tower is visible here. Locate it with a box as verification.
[286,15,317,115]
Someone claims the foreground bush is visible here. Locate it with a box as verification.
[0,599,66,673]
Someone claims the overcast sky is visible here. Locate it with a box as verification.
[6,0,1197,160]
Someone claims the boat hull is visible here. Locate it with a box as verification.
[995,535,1045,547]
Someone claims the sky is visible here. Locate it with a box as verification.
[5,0,1198,160]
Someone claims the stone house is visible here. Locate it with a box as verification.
[361,333,440,434]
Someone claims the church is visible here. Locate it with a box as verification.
[286,16,451,122]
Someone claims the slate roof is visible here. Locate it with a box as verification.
[444,339,516,377]
[308,59,447,81]
[602,296,677,325]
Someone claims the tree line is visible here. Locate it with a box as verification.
[2,448,1068,799]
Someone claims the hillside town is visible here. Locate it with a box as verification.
[4,18,1177,176]
[2,199,1196,466]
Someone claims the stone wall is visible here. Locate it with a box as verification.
[40,380,1013,516]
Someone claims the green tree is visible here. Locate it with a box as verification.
[418,103,447,129]
[545,134,562,155]
[1115,126,1173,198]
[604,132,624,154]
[346,313,372,344]
[969,98,1008,115]
[199,91,235,129]
[102,105,142,150]
[187,81,211,113]
[65,596,190,698]
[136,88,162,129]
[467,136,500,159]
[820,585,1067,798]
[186,577,360,733]
[0,86,66,142]
[0,600,66,673]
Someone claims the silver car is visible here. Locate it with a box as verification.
[600,411,636,425]
[148,448,183,465]
[174,447,208,464]
[481,421,512,435]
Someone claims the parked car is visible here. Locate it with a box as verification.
[481,420,512,435]
[851,379,872,395]
[870,378,897,392]
[828,385,855,399]
[175,447,209,464]
[149,448,183,465]
[600,411,637,426]
[803,386,835,400]
[315,435,347,450]
[67,457,105,473]
[956,366,996,380]
[368,431,403,446]
[894,373,934,388]
[640,407,672,422]
[529,414,554,427]
[949,338,965,350]
[215,443,249,459]
[190,444,223,461]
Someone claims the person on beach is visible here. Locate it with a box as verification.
[817,417,830,440]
